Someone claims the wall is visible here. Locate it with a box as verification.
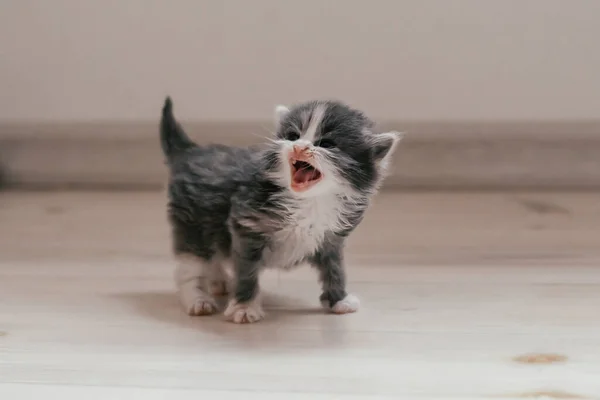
[1,0,600,123]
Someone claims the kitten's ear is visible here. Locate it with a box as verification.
[274,105,290,127]
[370,131,404,169]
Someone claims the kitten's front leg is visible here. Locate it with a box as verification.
[224,264,264,323]
[224,238,265,324]
[311,239,360,314]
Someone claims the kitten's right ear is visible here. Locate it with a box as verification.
[274,105,290,128]
[370,131,404,170]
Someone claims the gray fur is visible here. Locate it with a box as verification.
[310,233,347,307]
[161,98,400,317]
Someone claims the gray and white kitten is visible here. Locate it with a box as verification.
[160,97,401,323]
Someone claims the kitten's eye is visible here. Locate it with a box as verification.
[317,139,336,149]
[286,131,300,141]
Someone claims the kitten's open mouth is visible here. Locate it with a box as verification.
[289,157,323,192]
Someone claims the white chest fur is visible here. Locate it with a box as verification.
[264,194,343,269]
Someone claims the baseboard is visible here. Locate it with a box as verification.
[1,120,599,190]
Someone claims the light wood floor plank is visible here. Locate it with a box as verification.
[1,191,599,399]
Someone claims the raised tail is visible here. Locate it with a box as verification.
[160,97,196,160]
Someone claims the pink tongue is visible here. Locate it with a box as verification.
[293,169,315,183]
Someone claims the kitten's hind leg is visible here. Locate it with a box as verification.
[174,254,218,316]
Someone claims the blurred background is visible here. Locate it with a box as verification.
[3,0,600,121]
[1,0,599,190]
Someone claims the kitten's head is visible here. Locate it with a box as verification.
[264,100,402,197]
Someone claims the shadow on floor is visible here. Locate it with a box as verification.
[111,290,346,348]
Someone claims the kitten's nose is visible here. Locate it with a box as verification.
[292,142,311,155]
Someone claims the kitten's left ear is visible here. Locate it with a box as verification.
[370,131,404,169]
[274,105,290,128]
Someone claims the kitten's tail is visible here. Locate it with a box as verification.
[160,97,196,161]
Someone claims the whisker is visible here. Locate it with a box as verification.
[248,131,279,144]
[311,156,326,175]
[289,121,302,134]
[257,124,278,137]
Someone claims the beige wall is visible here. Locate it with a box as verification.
[1,0,600,122]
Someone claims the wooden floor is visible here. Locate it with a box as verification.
[1,191,600,399]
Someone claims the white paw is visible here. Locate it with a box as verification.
[185,296,218,316]
[329,294,360,314]
[224,298,265,324]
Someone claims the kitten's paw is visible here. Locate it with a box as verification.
[208,280,229,297]
[324,294,360,314]
[185,296,218,316]
[224,298,265,324]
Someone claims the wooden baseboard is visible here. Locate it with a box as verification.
[1,120,599,190]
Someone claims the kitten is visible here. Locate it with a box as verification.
[160,97,401,323]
